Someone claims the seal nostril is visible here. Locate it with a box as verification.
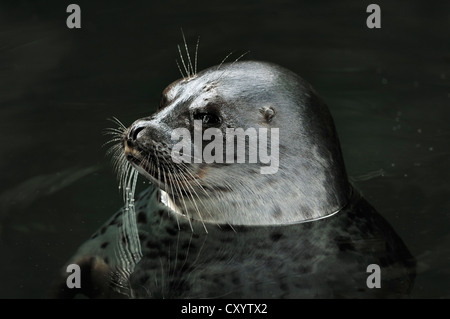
[129,125,145,143]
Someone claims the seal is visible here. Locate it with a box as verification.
[53,61,415,298]
[123,60,351,226]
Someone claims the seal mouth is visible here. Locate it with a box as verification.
[123,140,200,188]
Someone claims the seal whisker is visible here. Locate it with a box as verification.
[103,132,125,141]
[149,147,189,229]
[226,223,237,233]
[154,148,163,189]
[161,163,197,229]
[138,284,152,299]
[179,232,193,274]
[106,143,122,157]
[216,51,250,82]
[102,133,125,142]
[165,159,209,233]
[175,59,187,80]
[159,257,165,299]
[194,36,200,75]
[120,162,134,199]
[141,144,216,232]
[169,167,194,232]
[122,163,132,199]
[103,127,126,135]
[175,165,217,224]
[114,154,126,186]
[178,234,208,291]
[170,232,194,293]
[163,158,229,226]
[177,45,190,79]
[107,116,127,130]
[105,131,132,194]
[217,51,234,71]
[181,28,194,78]
[162,164,181,230]
[109,249,133,297]
[167,231,180,291]
[111,157,122,181]
[153,269,158,291]
[171,160,209,196]
[112,157,127,185]
[102,138,123,149]
[102,135,123,143]
[166,242,171,294]
[114,154,127,180]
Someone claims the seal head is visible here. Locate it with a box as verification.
[123,61,351,226]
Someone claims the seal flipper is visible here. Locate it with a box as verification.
[52,186,159,299]
[51,205,130,298]
[52,256,124,299]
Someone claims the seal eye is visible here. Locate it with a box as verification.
[194,112,222,126]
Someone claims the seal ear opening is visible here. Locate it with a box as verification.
[260,106,276,123]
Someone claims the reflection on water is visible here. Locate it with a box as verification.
[54,186,416,299]
[0,0,449,298]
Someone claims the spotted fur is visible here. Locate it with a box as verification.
[54,186,415,298]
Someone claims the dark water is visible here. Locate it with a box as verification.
[0,0,448,298]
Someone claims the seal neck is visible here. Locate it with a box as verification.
[158,179,352,226]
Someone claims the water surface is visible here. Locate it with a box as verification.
[0,0,448,298]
